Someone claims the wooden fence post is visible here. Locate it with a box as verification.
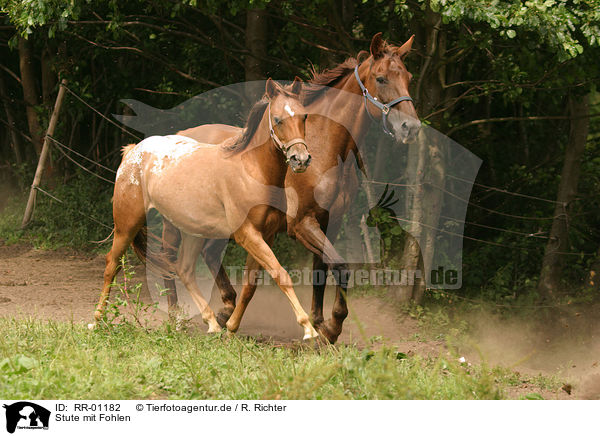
[21,78,68,228]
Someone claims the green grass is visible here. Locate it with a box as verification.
[0,317,562,400]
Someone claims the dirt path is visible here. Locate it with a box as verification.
[1,241,598,399]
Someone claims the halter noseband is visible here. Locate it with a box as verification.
[268,103,307,162]
[354,65,413,137]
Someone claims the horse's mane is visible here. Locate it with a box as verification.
[302,50,369,105]
[224,85,299,154]
[222,98,269,153]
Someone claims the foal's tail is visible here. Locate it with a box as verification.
[131,225,176,279]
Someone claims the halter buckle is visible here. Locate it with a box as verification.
[382,106,390,115]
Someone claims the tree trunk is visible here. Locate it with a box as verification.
[537,94,590,299]
[244,8,267,104]
[18,36,43,156]
[588,250,600,292]
[394,137,427,302]
[392,5,446,304]
[41,45,56,107]
[0,72,24,165]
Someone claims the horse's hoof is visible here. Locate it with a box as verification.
[207,324,221,334]
[317,321,340,344]
[216,308,233,328]
[87,323,96,330]
[302,328,320,341]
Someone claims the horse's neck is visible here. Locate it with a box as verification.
[307,72,373,157]
[242,123,287,186]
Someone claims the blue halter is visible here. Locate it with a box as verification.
[354,65,414,137]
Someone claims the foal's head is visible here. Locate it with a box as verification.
[265,77,311,173]
[364,33,421,143]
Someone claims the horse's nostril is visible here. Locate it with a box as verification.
[401,121,409,131]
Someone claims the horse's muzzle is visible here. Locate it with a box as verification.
[396,118,421,144]
[289,152,311,173]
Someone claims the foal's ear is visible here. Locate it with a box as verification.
[265,78,281,99]
[291,76,303,95]
[396,35,415,60]
[370,32,386,60]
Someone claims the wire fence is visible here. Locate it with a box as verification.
[33,186,113,231]
[62,84,143,142]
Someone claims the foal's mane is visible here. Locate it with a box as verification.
[302,50,369,105]
[224,85,299,154]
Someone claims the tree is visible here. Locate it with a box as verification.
[538,94,590,298]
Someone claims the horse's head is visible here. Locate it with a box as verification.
[362,32,421,144]
[266,77,311,173]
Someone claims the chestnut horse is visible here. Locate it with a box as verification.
[94,78,320,340]
[166,33,420,342]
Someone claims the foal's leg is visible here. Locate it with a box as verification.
[176,233,220,333]
[229,224,318,340]
[222,232,274,334]
[95,199,146,321]
[200,238,237,327]
[293,216,349,344]
[161,219,181,312]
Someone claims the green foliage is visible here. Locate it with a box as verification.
[98,256,165,331]
[430,0,598,59]
[0,173,113,250]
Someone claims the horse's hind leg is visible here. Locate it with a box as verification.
[94,225,144,321]
[176,233,220,333]
[95,185,146,322]
[161,219,181,314]
[200,238,236,327]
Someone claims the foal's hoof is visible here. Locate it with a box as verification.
[207,324,222,334]
[93,310,103,322]
[302,327,321,341]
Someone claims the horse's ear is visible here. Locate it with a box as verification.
[265,78,280,99]
[370,32,385,60]
[291,76,303,95]
[396,35,415,60]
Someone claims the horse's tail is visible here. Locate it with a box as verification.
[131,225,176,279]
[121,143,138,157]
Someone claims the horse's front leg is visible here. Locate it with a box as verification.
[222,231,274,334]
[311,254,328,328]
[230,224,318,340]
[292,216,349,344]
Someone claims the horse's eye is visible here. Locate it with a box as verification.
[376,76,387,84]
[273,116,281,125]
